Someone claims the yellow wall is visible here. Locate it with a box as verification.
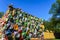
[44,32,55,39]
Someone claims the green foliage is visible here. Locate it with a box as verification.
[44,20,54,32]
[0,12,4,18]
[48,0,60,32]
[44,0,60,32]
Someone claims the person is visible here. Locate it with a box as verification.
[3,35,8,40]
[40,32,44,40]
[8,4,14,11]
[0,18,6,40]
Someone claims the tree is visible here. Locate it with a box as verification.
[0,12,4,18]
[49,0,60,32]
[44,20,54,32]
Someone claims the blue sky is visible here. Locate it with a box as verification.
[0,0,55,20]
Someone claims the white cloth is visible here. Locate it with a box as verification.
[19,14,22,17]
[29,33,32,37]
[26,27,29,31]
[14,31,18,36]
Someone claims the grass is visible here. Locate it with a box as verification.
[45,39,60,40]
[54,39,60,40]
